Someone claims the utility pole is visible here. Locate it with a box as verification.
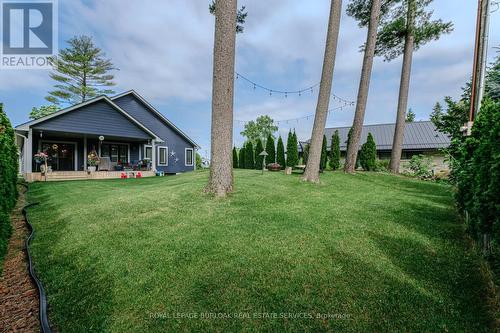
[468,0,491,127]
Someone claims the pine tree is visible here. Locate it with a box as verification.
[329,130,341,170]
[360,132,377,171]
[277,136,286,169]
[254,138,264,170]
[232,147,238,168]
[265,134,276,165]
[286,130,299,167]
[244,141,255,169]
[320,135,328,170]
[239,146,245,170]
[46,36,116,105]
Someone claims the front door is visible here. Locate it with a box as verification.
[41,142,76,171]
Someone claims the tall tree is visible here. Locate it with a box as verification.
[265,134,276,165]
[232,147,239,168]
[329,130,341,170]
[254,138,265,170]
[240,115,278,145]
[303,0,342,183]
[244,141,255,169]
[406,108,416,122]
[348,0,452,173]
[46,36,116,105]
[29,105,59,120]
[320,135,328,171]
[344,0,382,173]
[205,0,237,197]
[286,130,299,167]
[276,136,286,169]
[430,102,443,124]
[239,145,246,170]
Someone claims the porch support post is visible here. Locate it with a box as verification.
[83,135,87,170]
[26,128,33,173]
[151,139,156,172]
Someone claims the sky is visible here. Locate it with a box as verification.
[1,0,499,158]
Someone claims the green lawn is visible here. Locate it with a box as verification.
[27,170,494,332]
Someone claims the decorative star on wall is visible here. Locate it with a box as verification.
[170,150,176,157]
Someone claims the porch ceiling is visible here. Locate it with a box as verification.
[32,129,151,143]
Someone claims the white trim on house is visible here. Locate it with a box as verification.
[15,95,164,143]
[143,145,152,161]
[111,90,200,149]
[185,148,194,166]
[39,140,78,171]
[158,146,168,166]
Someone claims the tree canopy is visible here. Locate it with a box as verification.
[46,36,116,105]
[29,105,59,120]
[346,0,453,61]
[240,115,278,145]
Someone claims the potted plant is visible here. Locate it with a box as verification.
[34,151,49,173]
[87,151,99,172]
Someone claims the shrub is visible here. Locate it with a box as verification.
[232,147,238,168]
[254,139,264,170]
[196,153,202,169]
[374,159,390,172]
[320,135,327,170]
[0,104,18,274]
[286,130,299,167]
[265,134,275,165]
[407,154,433,179]
[244,141,254,169]
[303,143,310,164]
[239,146,245,169]
[329,130,341,170]
[360,133,377,171]
[276,136,286,169]
[453,98,499,255]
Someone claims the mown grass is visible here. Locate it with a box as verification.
[27,170,494,332]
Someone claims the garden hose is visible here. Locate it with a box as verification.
[20,183,52,333]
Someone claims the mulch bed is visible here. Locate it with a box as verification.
[0,190,39,333]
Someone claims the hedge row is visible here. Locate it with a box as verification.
[0,104,19,274]
[453,98,499,256]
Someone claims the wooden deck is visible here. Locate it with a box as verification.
[24,171,156,182]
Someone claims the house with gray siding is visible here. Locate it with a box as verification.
[15,90,199,181]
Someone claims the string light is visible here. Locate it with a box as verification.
[234,104,353,126]
[235,71,355,104]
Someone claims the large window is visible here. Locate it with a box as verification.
[158,146,168,166]
[101,143,128,163]
[185,148,193,166]
[144,145,152,160]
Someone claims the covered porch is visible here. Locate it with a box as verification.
[16,129,159,182]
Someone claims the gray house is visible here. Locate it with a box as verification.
[15,90,199,181]
[300,121,451,172]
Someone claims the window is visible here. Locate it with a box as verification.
[185,148,193,166]
[101,143,128,163]
[144,145,152,160]
[158,146,168,166]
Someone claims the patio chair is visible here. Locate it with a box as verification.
[99,157,111,171]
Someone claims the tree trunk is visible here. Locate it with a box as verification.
[389,0,415,174]
[344,0,382,173]
[302,0,342,183]
[205,0,237,197]
[344,0,381,173]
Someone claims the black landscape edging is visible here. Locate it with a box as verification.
[21,183,52,333]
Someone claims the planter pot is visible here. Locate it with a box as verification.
[88,166,97,172]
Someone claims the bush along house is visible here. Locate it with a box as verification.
[15,90,200,181]
[299,121,451,173]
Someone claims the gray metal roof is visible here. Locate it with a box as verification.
[302,121,450,152]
